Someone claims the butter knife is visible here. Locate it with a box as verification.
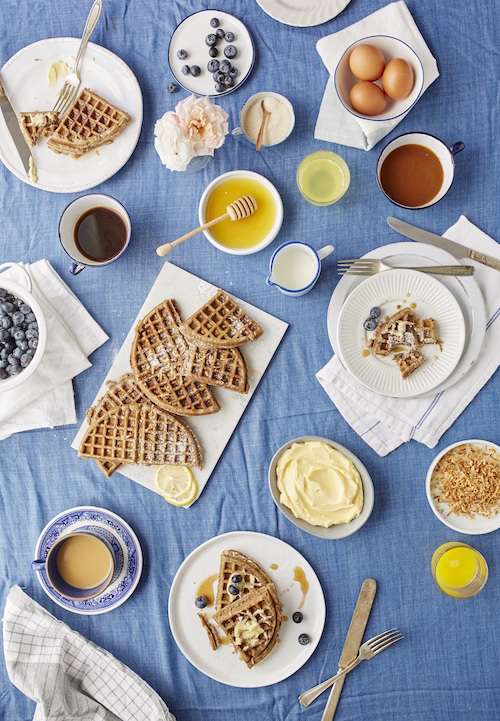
[387,216,500,272]
[0,79,32,177]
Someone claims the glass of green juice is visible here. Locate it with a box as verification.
[297,150,350,206]
[431,542,488,599]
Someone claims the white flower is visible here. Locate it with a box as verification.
[154,111,196,172]
[175,94,229,157]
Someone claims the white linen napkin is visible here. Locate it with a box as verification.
[0,261,108,438]
[316,217,500,456]
[315,1,440,150]
[3,585,175,721]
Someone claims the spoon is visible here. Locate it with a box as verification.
[255,100,271,151]
[156,196,258,256]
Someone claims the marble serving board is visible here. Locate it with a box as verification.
[72,262,288,504]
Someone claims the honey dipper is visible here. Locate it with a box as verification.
[156,195,258,256]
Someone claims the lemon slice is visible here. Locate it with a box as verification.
[154,465,197,507]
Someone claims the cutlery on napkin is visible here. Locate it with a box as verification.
[3,586,175,721]
[316,217,500,456]
[315,0,439,150]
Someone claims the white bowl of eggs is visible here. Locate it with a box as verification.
[334,35,424,121]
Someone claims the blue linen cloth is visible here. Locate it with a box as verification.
[0,1,499,720]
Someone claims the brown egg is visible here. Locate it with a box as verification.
[382,58,414,100]
[349,45,386,81]
[349,81,387,116]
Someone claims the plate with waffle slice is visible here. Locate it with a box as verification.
[168,532,326,687]
[337,268,466,398]
[72,262,288,503]
[0,38,142,192]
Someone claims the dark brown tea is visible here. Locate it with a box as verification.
[74,207,128,262]
[380,144,444,207]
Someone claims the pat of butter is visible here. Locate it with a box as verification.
[48,61,70,87]
[234,617,264,647]
[28,156,38,184]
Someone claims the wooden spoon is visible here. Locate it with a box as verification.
[156,195,258,256]
[255,99,271,151]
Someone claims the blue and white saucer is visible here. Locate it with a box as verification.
[34,506,143,615]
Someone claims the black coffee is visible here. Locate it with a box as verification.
[74,207,128,262]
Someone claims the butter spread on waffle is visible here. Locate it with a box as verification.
[46,88,131,157]
[18,111,58,147]
[183,343,249,394]
[181,289,263,348]
[78,402,202,468]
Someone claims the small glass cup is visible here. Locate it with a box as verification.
[431,542,488,599]
[297,150,350,206]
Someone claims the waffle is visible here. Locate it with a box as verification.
[215,549,276,612]
[415,317,439,345]
[78,402,203,468]
[198,613,220,651]
[371,308,420,356]
[86,374,150,478]
[181,289,263,348]
[183,343,249,394]
[47,88,131,157]
[213,585,281,668]
[130,300,220,416]
[18,111,58,147]
[393,348,426,379]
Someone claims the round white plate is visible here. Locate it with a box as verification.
[168,531,326,687]
[337,269,466,398]
[268,436,374,539]
[327,242,486,396]
[34,506,142,614]
[168,11,254,97]
[426,440,500,535]
[0,39,143,193]
[256,0,351,27]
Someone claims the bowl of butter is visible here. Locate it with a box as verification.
[268,436,374,539]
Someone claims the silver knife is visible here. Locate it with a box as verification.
[0,79,32,177]
[387,216,500,272]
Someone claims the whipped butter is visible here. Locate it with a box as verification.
[48,61,70,87]
[234,616,264,647]
[276,441,363,527]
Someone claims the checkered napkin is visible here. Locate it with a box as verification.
[3,586,175,721]
[315,1,440,150]
[316,217,500,456]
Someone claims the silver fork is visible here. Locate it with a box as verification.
[337,258,474,276]
[298,628,404,707]
[53,0,102,118]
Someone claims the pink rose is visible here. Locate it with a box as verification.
[175,94,229,157]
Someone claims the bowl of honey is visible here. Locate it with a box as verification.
[198,170,283,255]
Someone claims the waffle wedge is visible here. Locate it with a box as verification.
[181,289,263,348]
[78,402,202,468]
[130,300,220,416]
[215,549,277,612]
[47,88,130,157]
[393,348,426,379]
[183,343,249,394]
[18,110,58,147]
[371,308,420,357]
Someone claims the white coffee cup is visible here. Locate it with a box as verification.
[266,242,334,297]
[232,91,295,147]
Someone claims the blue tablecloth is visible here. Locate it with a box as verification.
[1,1,499,719]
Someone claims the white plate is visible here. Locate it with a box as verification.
[34,506,143,615]
[256,0,351,27]
[327,242,486,396]
[0,38,143,193]
[337,269,466,398]
[268,436,374,539]
[426,440,500,535]
[168,11,254,97]
[168,531,326,687]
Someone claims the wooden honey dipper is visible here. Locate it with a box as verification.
[156,195,258,256]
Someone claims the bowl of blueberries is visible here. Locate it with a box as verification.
[0,263,46,391]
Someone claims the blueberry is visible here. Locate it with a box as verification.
[207,59,219,72]
[20,353,32,368]
[0,289,6,299]
[208,46,219,58]
[195,595,208,609]
[190,65,201,77]
[13,328,25,340]
[181,64,190,76]
[24,312,35,323]
[231,574,242,583]
[219,59,231,73]
[225,31,235,42]
[228,584,240,596]
[0,368,7,380]
[20,304,31,314]
[210,17,219,28]
[28,337,38,349]
[292,611,303,623]
[28,321,38,331]
[12,311,24,325]
[0,359,7,369]
[26,347,36,357]
[223,75,233,87]
[8,354,19,366]
[229,66,238,78]
[12,346,23,359]
[224,45,237,59]
[177,48,187,60]
[370,306,382,319]
[298,633,310,645]
[7,364,21,375]
[0,328,8,342]
[216,28,225,39]
[363,317,378,331]
[17,340,28,351]
[214,82,225,93]
[168,82,179,93]
[0,348,8,360]
[1,301,14,313]
[213,70,224,82]
[205,33,217,47]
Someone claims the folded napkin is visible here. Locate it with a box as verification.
[3,586,175,721]
[315,1,439,150]
[0,261,108,439]
[317,217,500,456]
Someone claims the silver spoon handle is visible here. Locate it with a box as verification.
[410,265,474,275]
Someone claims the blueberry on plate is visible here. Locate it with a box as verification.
[195,595,208,609]
[0,368,7,380]
[214,82,225,93]
[216,28,225,39]
[208,46,219,58]
[177,49,187,60]
[225,31,235,42]
[298,633,310,645]
[190,65,201,77]
[7,364,22,375]
[24,312,35,323]
[228,584,240,596]
[210,17,219,28]
[292,611,303,623]
[370,306,382,319]
[229,66,238,78]
[231,574,242,583]
[20,353,32,368]
[205,33,218,46]
[181,64,190,76]
[224,45,237,59]
[207,59,219,72]
[223,75,233,87]
[167,82,179,93]
[363,317,378,331]
[1,301,14,314]
[213,70,224,83]
[219,59,231,73]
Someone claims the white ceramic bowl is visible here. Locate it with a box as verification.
[268,435,374,539]
[198,170,284,255]
[334,35,424,122]
[426,439,500,535]
[0,262,47,392]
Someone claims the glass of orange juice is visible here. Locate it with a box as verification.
[431,542,488,599]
